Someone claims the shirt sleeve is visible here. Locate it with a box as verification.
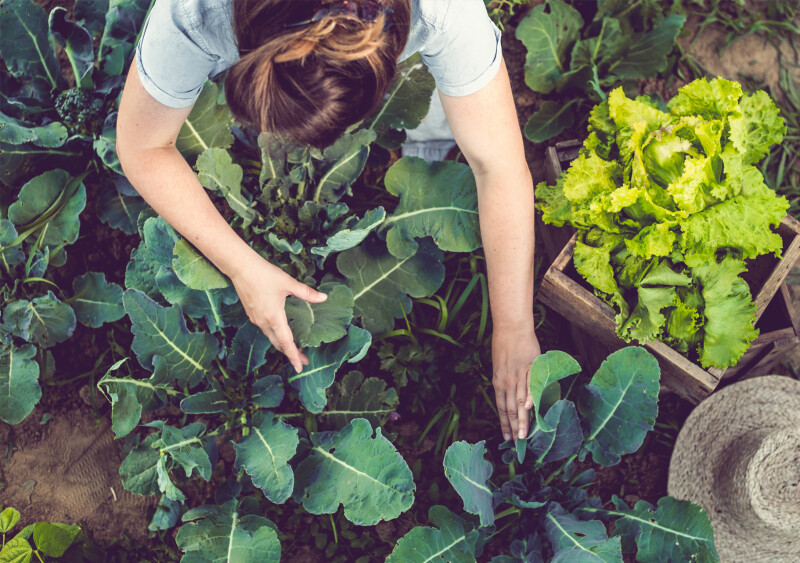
[419,0,503,97]
[135,0,218,108]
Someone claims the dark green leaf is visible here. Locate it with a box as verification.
[0,344,40,425]
[443,441,494,527]
[387,505,480,563]
[71,272,124,328]
[322,370,398,430]
[235,412,299,504]
[524,101,577,143]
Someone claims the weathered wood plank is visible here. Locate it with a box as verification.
[754,216,800,321]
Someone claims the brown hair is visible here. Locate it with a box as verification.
[225,0,411,148]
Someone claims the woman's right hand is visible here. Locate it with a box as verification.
[230,253,328,373]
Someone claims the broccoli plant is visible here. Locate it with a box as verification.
[389,348,720,563]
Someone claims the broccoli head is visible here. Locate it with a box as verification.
[54,88,107,137]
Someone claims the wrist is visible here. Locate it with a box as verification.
[492,318,536,338]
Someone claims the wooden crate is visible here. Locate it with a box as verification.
[537,141,800,403]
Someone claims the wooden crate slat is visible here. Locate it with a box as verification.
[754,216,800,321]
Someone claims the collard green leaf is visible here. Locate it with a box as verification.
[285,282,353,348]
[126,217,179,298]
[515,0,583,94]
[313,129,376,203]
[310,207,386,262]
[97,0,151,76]
[8,170,86,250]
[159,423,212,481]
[227,322,271,376]
[530,400,583,465]
[97,183,149,235]
[607,15,685,80]
[287,325,371,413]
[180,389,230,415]
[370,53,436,149]
[338,238,444,334]
[119,433,161,496]
[32,522,79,558]
[382,157,480,258]
[71,272,124,328]
[176,82,234,160]
[545,503,623,563]
[123,289,219,386]
[693,257,758,368]
[0,114,68,148]
[609,496,719,563]
[234,412,299,504]
[578,347,659,466]
[0,0,63,97]
[48,8,94,88]
[196,147,256,226]
[176,500,281,563]
[529,351,581,433]
[73,0,109,36]
[98,357,173,438]
[443,441,494,527]
[525,100,577,143]
[322,370,398,430]
[155,269,244,333]
[0,344,41,425]
[386,505,480,563]
[252,375,284,409]
[3,292,76,348]
[172,238,230,291]
[148,495,181,532]
[293,418,415,525]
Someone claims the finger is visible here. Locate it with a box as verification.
[300,352,309,366]
[495,388,512,442]
[517,376,530,439]
[525,364,533,410]
[259,324,279,352]
[289,280,328,304]
[272,316,303,373]
[506,391,520,442]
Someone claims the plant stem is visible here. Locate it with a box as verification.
[494,506,521,520]
[542,453,577,487]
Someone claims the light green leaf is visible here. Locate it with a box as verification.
[0,508,21,534]
[524,100,577,143]
[8,170,86,250]
[235,412,299,504]
[0,345,41,425]
[123,289,219,387]
[196,147,256,226]
[529,351,581,433]
[338,238,444,334]
[322,370,398,430]
[172,239,230,291]
[578,347,660,466]
[285,282,353,348]
[176,82,234,160]
[370,53,436,149]
[176,499,281,563]
[443,441,494,527]
[386,505,480,563]
[729,90,786,165]
[693,257,758,369]
[313,129,376,203]
[609,496,719,563]
[574,239,620,296]
[0,0,63,96]
[71,272,124,328]
[310,207,386,262]
[32,522,79,558]
[294,418,415,525]
[227,322,271,376]
[545,503,623,563]
[667,77,742,121]
[119,433,160,496]
[49,8,94,87]
[618,286,677,342]
[382,157,480,258]
[287,325,371,413]
[515,0,583,94]
[3,292,76,348]
[0,536,33,563]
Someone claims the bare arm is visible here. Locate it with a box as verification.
[116,57,326,372]
[440,59,539,441]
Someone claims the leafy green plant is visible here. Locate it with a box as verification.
[515,0,685,142]
[536,77,787,368]
[388,347,719,562]
[0,504,82,562]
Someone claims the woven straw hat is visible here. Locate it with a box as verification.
[668,375,800,563]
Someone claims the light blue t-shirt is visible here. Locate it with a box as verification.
[135,0,503,109]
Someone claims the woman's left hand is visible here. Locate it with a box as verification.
[492,326,541,442]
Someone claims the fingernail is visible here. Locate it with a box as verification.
[294,364,302,374]
[503,433,511,441]
[526,401,533,409]
[518,430,526,439]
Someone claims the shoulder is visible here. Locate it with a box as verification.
[162,0,235,56]
[411,0,452,30]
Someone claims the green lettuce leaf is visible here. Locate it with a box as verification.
[728,90,786,165]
